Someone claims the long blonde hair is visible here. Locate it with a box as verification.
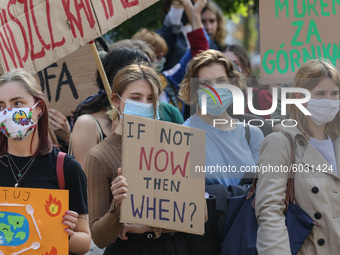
[289,59,340,140]
[202,0,227,48]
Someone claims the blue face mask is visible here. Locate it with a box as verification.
[117,95,159,120]
[197,87,233,116]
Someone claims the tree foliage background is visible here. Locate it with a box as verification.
[105,0,259,44]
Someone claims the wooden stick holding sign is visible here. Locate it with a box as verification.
[89,41,112,105]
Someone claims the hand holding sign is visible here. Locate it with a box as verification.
[111,167,128,203]
[63,210,79,236]
[119,224,153,240]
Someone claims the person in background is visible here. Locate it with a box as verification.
[109,39,155,64]
[131,28,184,124]
[255,59,340,255]
[85,63,190,255]
[224,44,273,120]
[157,0,194,70]
[201,0,227,50]
[70,47,150,169]
[132,28,168,73]
[0,69,91,255]
[179,49,264,187]
[48,108,71,152]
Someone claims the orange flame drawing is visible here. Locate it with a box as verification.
[45,194,62,217]
[43,246,57,255]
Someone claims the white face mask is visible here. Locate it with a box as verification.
[307,98,340,126]
[0,101,40,141]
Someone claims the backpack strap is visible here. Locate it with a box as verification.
[245,124,250,146]
[57,152,66,189]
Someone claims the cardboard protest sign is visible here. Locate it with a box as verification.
[0,187,68,254]
[260,0,340,82]
[0,0,159,74]
[34,44,98,116]
[0,45,98,116]
[120,114,206,235]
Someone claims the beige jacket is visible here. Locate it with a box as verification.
[255,126,340,255]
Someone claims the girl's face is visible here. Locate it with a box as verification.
[309,78,339,100]
[0,81,41,121]
[201,10,218,38]
[116,79,155,113]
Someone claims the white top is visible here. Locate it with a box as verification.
[309,136,338,175]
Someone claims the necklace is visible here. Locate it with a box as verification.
[7,155,36,187]
[8,154,34,177]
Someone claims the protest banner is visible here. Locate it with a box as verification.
[120,114,206,235]
[0,45,98,116]
[0,0,159,74]
[0,187,68,254]
[260,0,340,82]
[34,44,98,116]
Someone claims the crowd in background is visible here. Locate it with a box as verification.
[0,0,339,255]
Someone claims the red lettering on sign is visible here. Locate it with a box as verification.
[140,147,154,170]
[139,147,189,178]
[18,0,46,60]
[46,0,65,49]
[61,0,96,38]
[7,1,29,63]
[0,9,8,26]
[171,151,189,178]
[121,0,139,8]
[101,0,114,19]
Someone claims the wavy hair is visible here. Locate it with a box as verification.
[179,49,246,105]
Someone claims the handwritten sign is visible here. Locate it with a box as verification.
[34,44,98,116]
[0,0,159,74]
[260,0,340,81]
[0,187,68,254]
[120,114,206,235]
[0,45,98,116]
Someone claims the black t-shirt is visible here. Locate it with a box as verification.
[0,147,88,214]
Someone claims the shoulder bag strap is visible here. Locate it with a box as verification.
[57,152,66,189]
[248,132,296,205]
[281,132,296,213]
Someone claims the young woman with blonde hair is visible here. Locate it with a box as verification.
[84,63,190,255]
[255,59,340,254]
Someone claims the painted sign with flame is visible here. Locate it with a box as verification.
[45,195,62,217]
[0,187,68,254]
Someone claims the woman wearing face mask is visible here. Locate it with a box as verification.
[255,59,340,255]
[179,50,264,187]
[0,70,91,254]
[84,63,190,255]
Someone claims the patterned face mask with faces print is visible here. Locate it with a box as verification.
[0,102,39,141]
